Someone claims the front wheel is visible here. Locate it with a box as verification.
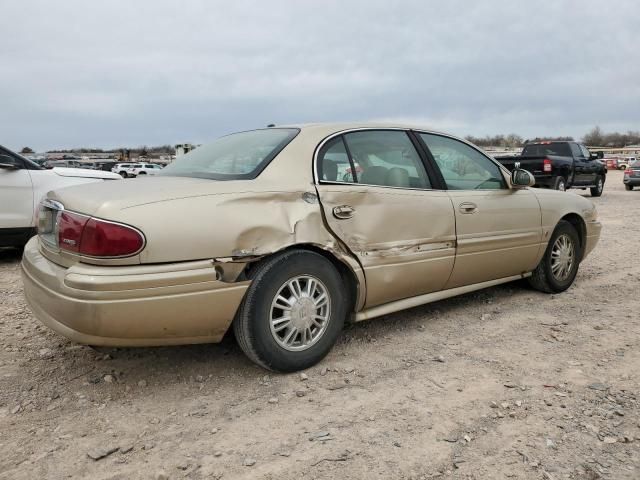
[233,250,347,372]
[119,171,127,178]
[528,220,581,294]
[590,176,604,197]
[625,184,633,191]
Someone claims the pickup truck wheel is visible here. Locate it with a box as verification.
[528,220,580,294]
[625,184,633,191]
[553,176,566,191]
[590,176,604,197]
[233,250,347,372]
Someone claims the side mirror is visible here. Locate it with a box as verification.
[590,153,599,160]
[511,164,535,188]
[0,155,18,170]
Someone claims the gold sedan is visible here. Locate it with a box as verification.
[21,124,601,371]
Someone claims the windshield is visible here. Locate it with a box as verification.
[159,128,299,180]
[522,143,571,157]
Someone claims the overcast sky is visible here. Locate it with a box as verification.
[1,0,638,151]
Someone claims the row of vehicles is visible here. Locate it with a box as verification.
[111,162,164,177]
[0,145,121,247]
[33,158,165,176]
[602,155,637,171]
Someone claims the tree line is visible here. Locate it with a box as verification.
[466,127,639,148]
[582,127,640,147]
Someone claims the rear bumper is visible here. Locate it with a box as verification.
[532,175,556,188]
[21,237,249,346]
[623,176,640,186]
[583,220,602,259]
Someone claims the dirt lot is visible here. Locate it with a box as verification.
[1,170,638,479]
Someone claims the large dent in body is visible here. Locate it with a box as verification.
[212,191,341,258]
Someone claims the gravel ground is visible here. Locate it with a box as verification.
[1,170,639,480]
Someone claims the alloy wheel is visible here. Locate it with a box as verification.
[269,275,331,351]
[550,234,575,281]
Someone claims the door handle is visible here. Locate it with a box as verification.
[459,202,478,214]
[333,205,355,219]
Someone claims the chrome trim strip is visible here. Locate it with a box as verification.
[312,126,511,191]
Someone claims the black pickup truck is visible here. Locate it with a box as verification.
[495,141,606,196]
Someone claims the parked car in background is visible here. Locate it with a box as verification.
[0,145,121,247]
[496,141,606,196]
[603,157,619,170]
[21,124,601,372]
[94,161,117,172]
[44,159,83,169]
[111,163,135,177]
[623,160,640,190]
[618,156,637,171]
[126,163,163,177]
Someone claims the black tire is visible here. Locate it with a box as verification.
[590,175,604,197]
[119,171,127,178]
[138,171,146,175]
[625,184,633,191]
[233,250,347,372]
[528,220,581,294]
[553,176,567,191]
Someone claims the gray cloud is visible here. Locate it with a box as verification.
[1,0,638,150]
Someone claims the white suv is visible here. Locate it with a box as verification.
[112,163,135,177]
[126,163,163,177]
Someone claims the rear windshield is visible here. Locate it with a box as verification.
[159,128,299,180]
[522,143,571,157]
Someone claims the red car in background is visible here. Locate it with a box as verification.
[604,157,619,170]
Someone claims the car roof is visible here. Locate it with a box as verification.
[273,122,452,138]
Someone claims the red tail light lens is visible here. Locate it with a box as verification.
[57,213,144,257]
[58,212,89,253]
[624,169,632,175]
[543,158,552,172]
[80,218,144,257]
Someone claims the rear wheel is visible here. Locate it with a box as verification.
[138,171,146,175]
[233,250,347,372]
[528,220,580,294]
[625,184,633,191]
[553,176,566,191]
[590,175,604,197]
[119,171,127,178]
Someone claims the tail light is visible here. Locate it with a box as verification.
[46,206,144,257]
[78,218,145,257]
[543,158,552,172]
[58,212,89,253]
[624,169,631,175]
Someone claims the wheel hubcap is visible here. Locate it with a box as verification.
[558,181,565,191]
[550,234,575,281]
[597,179,603,192]
[269,275,330,351]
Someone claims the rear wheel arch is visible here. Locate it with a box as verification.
[241,244,361,316]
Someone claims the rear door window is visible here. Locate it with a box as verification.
[318,136,357,183]
[343,130,431,189]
